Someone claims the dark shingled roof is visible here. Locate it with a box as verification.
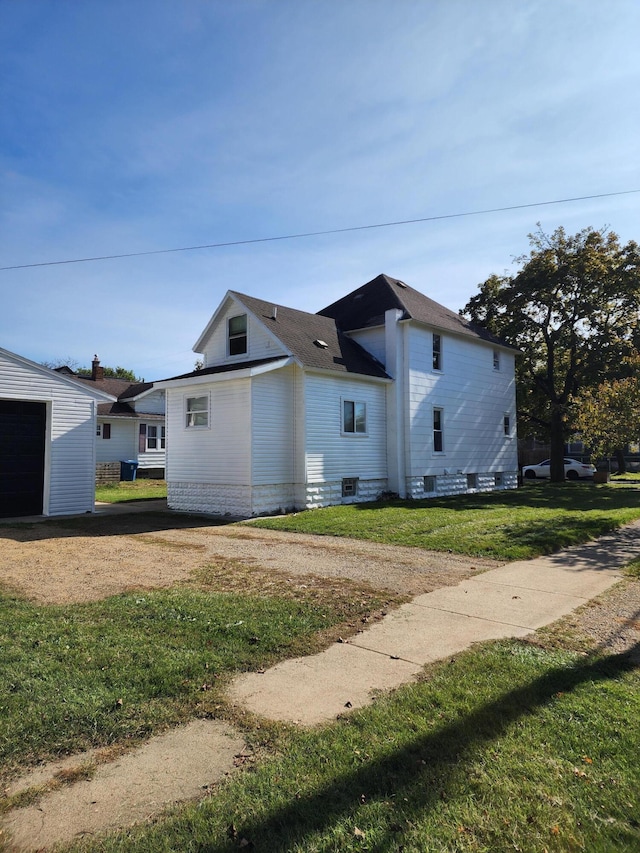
[72,376,162,417]
[230,292,389,378]
[72,376,155,400]
[162,356,288,382]
[95,401,164,419]
[318,273,516,349]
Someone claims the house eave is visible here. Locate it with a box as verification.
[155,357,295,389]
[304,365,392,383]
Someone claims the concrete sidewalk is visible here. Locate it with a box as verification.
[229,521,640,725]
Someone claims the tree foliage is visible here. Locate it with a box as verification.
[76,365,141,381]
[463,225,640,481]
[43,359,142,382]
[572,355,640,463]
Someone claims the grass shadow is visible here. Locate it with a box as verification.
[0,511,240,543]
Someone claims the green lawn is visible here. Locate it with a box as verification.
[2,484,639,852]
[73,639,639,853]
[250,483,640,560]
[95,480,167,503]
[0,581,390,786]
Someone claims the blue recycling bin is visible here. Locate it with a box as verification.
[120,460,139,481]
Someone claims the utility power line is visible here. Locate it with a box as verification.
[2,189,638,272]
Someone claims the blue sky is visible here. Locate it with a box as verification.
[1,0,639,381]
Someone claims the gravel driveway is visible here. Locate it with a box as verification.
[0,510,500,604]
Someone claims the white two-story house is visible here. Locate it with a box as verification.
[156,274,518,517]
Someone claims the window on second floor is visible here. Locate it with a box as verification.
[228,314,247,356]
[493,350,501,370]
[504,414,511,436]
[433,333,442,371]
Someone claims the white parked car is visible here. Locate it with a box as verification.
[522,457,596,480]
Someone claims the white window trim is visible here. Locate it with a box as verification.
[146,424,166,450]
[227,314,248,358]
[341,398,368,436]
[503,413,512,438]
[185,393,211,429]
[433,406,444,453]
[432,333,443,372]
[493,350,501,371]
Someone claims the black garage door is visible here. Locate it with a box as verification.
[0,400,46,517]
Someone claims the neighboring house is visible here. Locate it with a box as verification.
[156,274,519,517]
[0,347,113,518]
[68,357,166,478]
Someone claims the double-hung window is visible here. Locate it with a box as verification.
[433,333,442,371]
[147,425,166,449]
[433,407,444,452]
[493,350,501,370]
[343,400,366,434]
[228,314,247,356]
[503,414,511,437]
[185,395,209,428]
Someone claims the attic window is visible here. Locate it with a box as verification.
[228,314,247,356]
[314,339,329,349]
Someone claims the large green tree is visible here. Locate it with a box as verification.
[463,226,640,481]
[572,357,640,469]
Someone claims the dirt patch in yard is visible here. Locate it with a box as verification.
[0,511,499,605]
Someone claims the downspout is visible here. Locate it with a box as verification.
[385,309,406,497]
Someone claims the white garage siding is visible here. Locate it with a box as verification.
[0,349,103,516]
[304,372,388,507]
[404,327,518,497]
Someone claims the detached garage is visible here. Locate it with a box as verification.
[0,347,113,518]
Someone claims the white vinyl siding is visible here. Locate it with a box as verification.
[305,373,387,483]
[0,349,101,516]
[348,327,386,367]
[166,378,251,484]
[200,300,287,367]
[251,367,295,485]
[130,389,165,414]
[95,419,136,463]
[405,326,517,477]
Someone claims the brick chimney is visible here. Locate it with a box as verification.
[91,355,104,382]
